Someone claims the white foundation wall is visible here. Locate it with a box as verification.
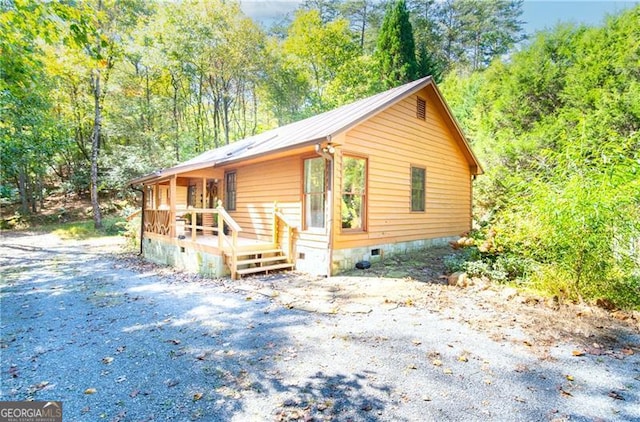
[295,246,331,277]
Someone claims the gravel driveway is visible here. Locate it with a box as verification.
[1,232,639,421]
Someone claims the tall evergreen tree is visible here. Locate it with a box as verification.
[375,0,419,88]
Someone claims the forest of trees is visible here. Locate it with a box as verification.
[441,6,639,308]
[1,1,638,307]
[0,0,525,215]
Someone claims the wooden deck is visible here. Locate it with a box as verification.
[143,205,296,279]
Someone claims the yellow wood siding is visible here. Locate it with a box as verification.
[156,185,187,208]
[228,156,328,249]
[176,186,188,207]
[333,87,472,250]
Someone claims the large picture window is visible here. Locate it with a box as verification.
[304,157,326,229]
[341,156,366,230]
[411,166,426,212]
[225,171,236,211]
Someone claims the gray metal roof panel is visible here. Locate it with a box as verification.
[130,76,486,184]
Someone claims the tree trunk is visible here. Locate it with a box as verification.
[171,72,180,161]
[18,167,28,214]
[91,67,103,229]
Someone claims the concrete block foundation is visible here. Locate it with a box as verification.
[331,236,455,274]
[142,237,227,278]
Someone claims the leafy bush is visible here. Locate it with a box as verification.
[119,208,141,252]
[442,9,640,309]
[0,185,19,202]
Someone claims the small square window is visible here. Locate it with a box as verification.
[417,97,426,120]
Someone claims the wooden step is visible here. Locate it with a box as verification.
[236,255,289,266]
[235,262,294,276]
[225,248,282,258]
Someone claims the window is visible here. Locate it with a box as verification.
[187,185,197,207]
[341,156,366,230]
[225,171,236,211]
[304,157,326,229]
[417,97,426,120]
[145,186,154,208]
[411,167,426,212]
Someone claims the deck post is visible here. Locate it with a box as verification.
[217,200,224,251]
[231,230,238,280]
[272,201,279,248]
[190,208,197,242]
[202,177,207,208]
[169,175,177,238]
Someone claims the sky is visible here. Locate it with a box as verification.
[239,0,640,35]
[521,1,638,34]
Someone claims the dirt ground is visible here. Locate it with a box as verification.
[120,244,640,358]
[2,232,639,421]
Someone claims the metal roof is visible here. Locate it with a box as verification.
[129,76,482,185]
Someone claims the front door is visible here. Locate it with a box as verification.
[207,180,218,208]
[303,157,327,230]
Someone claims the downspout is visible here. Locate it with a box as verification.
[130,185,145,256]
[315,141,335,277]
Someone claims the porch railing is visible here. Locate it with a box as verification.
[175,207,219,241]
[273,202,296,263]
[217,204,242,278]
[143,209,171,235]
[143,202,296,279]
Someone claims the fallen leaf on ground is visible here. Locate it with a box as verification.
[558,388,572,397]
[571,350,585,357]
[565,375,574,381]
[28,381,51,393]
[608,391,625,400]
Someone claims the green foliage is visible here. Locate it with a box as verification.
[443,6,640,309]
[375,0,419,87]
[119,211,141,252]
[1,0,526,214]
[45,216,125,239]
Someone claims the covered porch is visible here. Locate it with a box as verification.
[141,199,296,279]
